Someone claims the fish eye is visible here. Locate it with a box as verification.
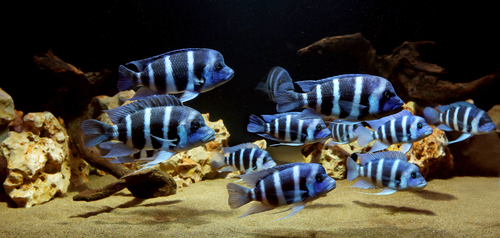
[191,121,201,131]
[383,90,393,99]
[411,172,417,178]
[316,124,323,131]
[215,62,223,71]
[315,173,324,183]
[417,123,422,129]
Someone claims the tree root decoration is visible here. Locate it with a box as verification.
[73,168,177,202]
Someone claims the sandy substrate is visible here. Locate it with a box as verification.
[1,146,499,237]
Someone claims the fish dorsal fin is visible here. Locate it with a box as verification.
[261,112,300,122]
[364,110,413,130]
[357,151,408,165]
[238,163,303,189]
[126,48,204,71]
[295,74,368,92]
[437,101,476,112]
[222,143,260,155]
[105,95,183,124]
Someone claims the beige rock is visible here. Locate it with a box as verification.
[0,88,15,126]
[1,112,72,207]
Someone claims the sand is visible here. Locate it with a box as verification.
[1,146,499,237]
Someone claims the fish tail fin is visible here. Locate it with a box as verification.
[247,114,266,133]
[346,155,360,181]
[227,183,251,209]
[355,126,374,146]
[210,150,227,169]
[275,91,301,112]
[118,65,139,91]
[423,107,440,125]
[81,119,112,147]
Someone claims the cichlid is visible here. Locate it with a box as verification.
[118,48,234,102]
[81,95,216,170]
[327,120,363,145]
[423,101,497,145]
[247,112,331,146]
[275,74,404,120]
[346,151,427,195]
[227,162,336,220]
[355,110,433,153]
[211,143,277,173]
[255,66,295,102]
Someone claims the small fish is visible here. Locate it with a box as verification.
[81,95,216,170]
[423,101,497,145]
[327,120,363,145]
[255,66,295,102]
[118,48,234,102]
[275,74,404,120]
[346,151,427,195]
[227,162,336,220]
[247,112,332,146]
[211,143,277,173]
[355,110,433,153]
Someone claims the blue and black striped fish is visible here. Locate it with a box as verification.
[346,151,427,195]
[211,143,277,173]
[327,120,362,145]
[227,162,336,220]
[255,66,295,102]
[118,48,234,102]
[423,101,497,145]
[275,74,404,120]
[247,112,331,146]
[355,110,433,153]
[81,95,216,170]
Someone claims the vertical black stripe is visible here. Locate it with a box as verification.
[117,123,127,144]
[456,107,467,131]
[130,111,146,150]
[289,120,299,141]
[370,161,378,184]
[278,117,287,141]
[320,83,333,116]
[234,151,241,170]
[166,110,180,150]
[381,160,393,187]
[150,108,165,149]
[141,69,150,88]
[263,174,279,206]
[466,108,477,132]
[395,119,404,143]
[279,168,296,205]
[193,51,206,91]
[300,121,309,142]
[306,90,317,109]
[243,149,252,170]
[171,51,189,91]
[151,58,167,93]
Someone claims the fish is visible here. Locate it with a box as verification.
[255,66,295,102]
[355,110,433,153]
[81,95,216,170]
[274,74,404,120]
[423,101,497,145]
[327,120,363,145]
[346,151,427,195]
[247,112,332,146]
[211,143,277,173]
[227,162,336,220]
[118,48,235,102]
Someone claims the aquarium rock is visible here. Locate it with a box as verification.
[1,112,71,207]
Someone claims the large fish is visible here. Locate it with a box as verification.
[346,151,427,195]
[227,162,336,220]
[247,112,331,146]
[275,74,404,120]
[211,143,277,173]
[423,101,497,145]
[355,110,433,153]
[118,48,234,102]
[255,66,295,102]
[81,95,216,170]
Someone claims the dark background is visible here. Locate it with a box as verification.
[9,0,499,145]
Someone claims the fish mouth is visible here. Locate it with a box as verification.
[327,180,337,191]
[203,133,216,143]
[225,73,234,81]
[416,181,427,189]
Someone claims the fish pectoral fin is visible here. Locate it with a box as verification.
[179,91,199,102]
[447,133,472,145]
[351,178,376,190]
[272,202,307,221]
[151,135,178,147]
[297,108,324,119]
[217,166,237,172]
[338,101,368,112]
[239,203,276,218]
[360,187,398,195]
